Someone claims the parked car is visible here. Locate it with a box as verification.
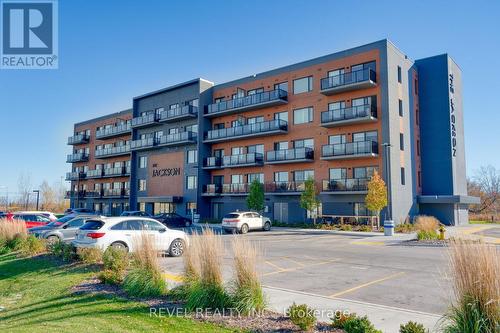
[11,213,52,228]
[29,215,100,243]
[64,208,96,215]
[71,217,188,256]
[154,212,192,228]
[222,211,272,234]
[120,211,151,217]
[16,211,57,221]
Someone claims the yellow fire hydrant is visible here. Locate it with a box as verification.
[438,225,446,240]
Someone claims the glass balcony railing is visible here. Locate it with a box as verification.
[67,134,90,145]
[222,153,263,168]
[130,137,154,150]
[131,113,158,128]
[202,184,223,195]
[266,147,314,164]
[96,123,131,139]
[65,171,85,181]
[321,141,378,159]
[157,131,197,146]
[103,167,128,177]
[103,188,129,197]
[206,89,288,117]
[159,105,198,122]
[321,104,377,126]
[203,157,223,169]
[320,68,376,94]
[85,190,103,198]
[86,169,104,178]
[94,145,131,158]
[264,181,306,193]
[65,190,85,198]
[66,153,89,163]
[322,178,368,192]
[204,119,288,143]
[222,183,250,194]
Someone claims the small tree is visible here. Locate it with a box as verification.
[365,170,388,227]
[246,180,264,212]
[300,177,320,224]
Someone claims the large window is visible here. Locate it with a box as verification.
[329,134,346,145]
[293,170,314,182]
[274,141,288,150]
[139,156,147,168]
[186,176,197,190]
[247,144,264,154]
[353,166,377,179]
[187,150,198,164]
[353,131,378,143]
[329,168,347,180]
[231,174,243,184]
[293,76,313,94]
[247,173,264,183]
[274,81,288,92]
[293,138,314,149]
[138,179,146,191]
[293,107,313,124]
[274,172,288,182]
[274,111,288,123]
[247,87,264,95]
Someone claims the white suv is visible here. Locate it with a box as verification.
[222,211,272,234]
[71,217,188,257]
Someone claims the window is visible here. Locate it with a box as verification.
[329,168,346,180]
[247,87,264,95]
[187,150,198,164]
[293,138,314,149]
[213,149,224,158]
[418,171,421,187]
[247,173,264,183]
[214,97,224,103]
[186,176,197,190]
[329,134,346,145]
[351,61,376,73]
[169,103,179,110]
[397,66,402,83]
[138,179,146,191]
[400,133,404,151]
[139,156,147,168]
[154,202,174,215]
[274,172,288,183]
[247,144,264,154]
[274,141,288,150]
[231,174,243,184]
[354,166,377,179]
[399,99,403,117]
[247,116,264,124]
[274,111,288,123]
[231,146,244,155]
[274,81,288,92]
[401,167,406,185]
[293,107,313,124]
[186,202,197,214]
[187,98,199,107]
[293,76,313,94]
[414,79,418,95]
[169,127,179,135]
[416,109,420,125]
[185,124,198,133]
[417,139,420,156]
[293,170,314,182]
[213,122,224,130]
[353,131,378,143]
[329,101,345,111]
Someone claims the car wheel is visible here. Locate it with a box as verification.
[169,239,185,257]
[263,221,271,231]
[240,224,249,234]
[110,241,129,253]
[46,235,60,244]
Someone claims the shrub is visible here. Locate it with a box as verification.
[0,218,27,253]
[48,241,75,261]
[77,247,103,265]
[231,236,266,315]
[357,225,372,232]
[331,312,357,328]
[123,232,166,297]
[17,235,46,256]
[441,239,500,332]
[395,223,416,233]
[339,224,353,231]
[400,321,428,333]
[416,230,438,240]
[98,246,128,284]
[414,215,439,232]
[287,303,317,331]
[342,315,381,333]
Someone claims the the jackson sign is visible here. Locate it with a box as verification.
[152,164,181,177]
[449,73,457,158]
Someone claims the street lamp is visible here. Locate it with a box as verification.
[381,142,394,236]
[33,190,40,211]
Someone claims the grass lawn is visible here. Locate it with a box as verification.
[0,253,238,333]
[470,220,500,224]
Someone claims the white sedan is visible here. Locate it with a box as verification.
[72,217,187,256]
[222,211,272,234]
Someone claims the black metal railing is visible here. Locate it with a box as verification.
[159,105,198,121]
[67,134,90,145]
[321,141,378,158]
[66,153,89,163]
[321,68,376,91]
[95,145,131,158]
[96,123,131,139]
[203,157,223,168]
[65,190,85,198]
[321,104,377,124]
[207,89,287,115]
[264,181,306,193]
[322,178,368,192]
[157,131,197,146]
[266,147,314,163]
[223,153,263,167]
[205,119,287,141]
[86,169,104,178]
[222,183,250,194]
[131,113,158,127]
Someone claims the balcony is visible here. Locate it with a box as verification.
[321,104,377,127]
[159,105,198,123]
[86,169,104,179]
[103,188,129,198]
[103,166,130,178]
[65,171,85,181]
[205,89,288,117]
[202,157,223,169]
[67,134,89,145]
[320,68,377,95]
[66,153,88,163]
[266,147,314,164]
[321,178,368,193]
[95,145,131,158]
[204,119,288,143]
[222,183,249,195]
[65,190,85,199]
[85,190,103,198]
[131,137,155,151]
[321,141,378,160]
[223,153,264,168]
[202,184,223,196]
[96,123,131,139]
[131,113,158,128]
[264,181,305,195]
[157,131,197,147]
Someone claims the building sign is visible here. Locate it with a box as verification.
[449,73,457,158]
[147,152,184,197]
[151,164,181,177]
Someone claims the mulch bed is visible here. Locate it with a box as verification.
[71,278,343,332]
[400,239,449,247]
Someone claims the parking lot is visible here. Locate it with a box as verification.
[159,227,453,315]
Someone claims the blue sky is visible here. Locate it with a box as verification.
[0,0,499,195]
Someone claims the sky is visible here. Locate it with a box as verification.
[0,0,499,197]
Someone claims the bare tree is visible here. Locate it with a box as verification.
[17,172,32,210]
[469,165,500,214]
[40,180,56,210]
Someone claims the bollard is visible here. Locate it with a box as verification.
[438,225,446,240]
[384,220,395,236]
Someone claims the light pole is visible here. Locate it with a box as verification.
[33,190,40,211]
[382,142,394,235]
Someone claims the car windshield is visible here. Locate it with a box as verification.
[46,221,62,227]
[224,213,240,219]
[80,220,104,230]
[57,215,75,223]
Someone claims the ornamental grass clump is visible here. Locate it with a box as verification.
[0,218,27,254]
[415,215,440,240]
[230,236,266,315]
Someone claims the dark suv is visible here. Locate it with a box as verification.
[154,213,192,228]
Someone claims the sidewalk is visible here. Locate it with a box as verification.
[263,285,442,333]
[445,224,500,244]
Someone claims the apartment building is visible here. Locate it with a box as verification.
[66,39,478,225]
